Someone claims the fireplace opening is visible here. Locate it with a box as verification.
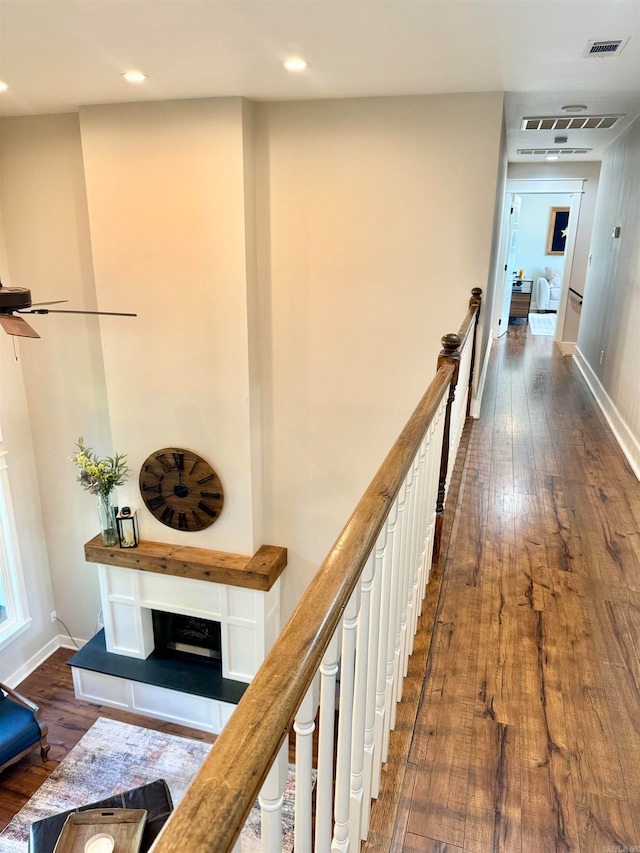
[152,610,222,665]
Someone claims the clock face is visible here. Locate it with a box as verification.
[139,447,224,531]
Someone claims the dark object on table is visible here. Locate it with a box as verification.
[0,682,49,773]
[29,779,173,853]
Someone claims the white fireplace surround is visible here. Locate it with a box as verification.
[98,564,279,682]
[71,538,285,733]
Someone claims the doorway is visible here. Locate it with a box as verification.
[492,179,585,350]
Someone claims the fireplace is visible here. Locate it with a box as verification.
[152,610,222,663]
[73,537,286,733]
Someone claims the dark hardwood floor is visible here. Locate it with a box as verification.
[366,323,640,852]
[3,323,640,852]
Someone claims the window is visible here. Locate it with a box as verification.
[0,574,7,627]
[0,450,30,650]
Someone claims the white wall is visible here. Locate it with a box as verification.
[575,117,640,477]
[256,93,504,610]
[514,192,569,286]
[0,91,505,659]
[473,116,508,417]
[79,98,263,554]
[0,114,106,660]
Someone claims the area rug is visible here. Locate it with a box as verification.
[0,717,298,853]
[528,311,556,335]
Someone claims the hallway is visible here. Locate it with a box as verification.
[389,325,640,851]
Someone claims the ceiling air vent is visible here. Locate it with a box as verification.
[521,115,624,131]
[517,148,593,156]
[583,39,628,57]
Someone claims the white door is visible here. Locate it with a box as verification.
[497,194,521,337]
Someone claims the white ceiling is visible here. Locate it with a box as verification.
[0,0,639,162]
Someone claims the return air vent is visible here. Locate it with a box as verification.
[583,39,628,57]
[517,148,593,156]
[521,115,624,131]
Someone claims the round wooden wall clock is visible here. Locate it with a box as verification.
[139,447,224,531]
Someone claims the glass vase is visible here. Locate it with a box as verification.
[97,492,118,547]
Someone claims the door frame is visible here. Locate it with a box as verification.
[491,179,584,345]
[497,193,522,337]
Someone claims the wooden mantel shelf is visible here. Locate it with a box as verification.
[84,535,287,591]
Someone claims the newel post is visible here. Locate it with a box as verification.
[466,288,482,417]
[432,332,462,565]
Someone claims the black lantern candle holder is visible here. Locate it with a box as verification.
[116,506,139,548]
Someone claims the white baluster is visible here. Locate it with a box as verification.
[361,529,384,836]
[415,431,431,615]
[424,417,439,577]
[447,335,472,490]
[348,553,375,848]
[406,449,423,655]
[379,497,399,769]
[389,479,407,731]
[424,399,446,576]
[258,740,288,853]
[428,409,442,555]
[315,631,340,853]
[414,430,432,627]
[331,585,360,852]
[426,396,447,570]
[397,462,414,692]
[295,681,318,853]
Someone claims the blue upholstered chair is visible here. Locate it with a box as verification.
[0,681,50,773]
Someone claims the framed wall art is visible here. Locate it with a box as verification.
[546,206,570,256]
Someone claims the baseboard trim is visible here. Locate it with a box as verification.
[557,341,576,357]
[573,347,640,481]
[470,326,493,419]
[5,635,61,688]
[59,635,87,651]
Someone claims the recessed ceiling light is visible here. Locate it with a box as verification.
[546,155,559,161]
[0,81,8,92]
[121,71,148,83]
[284,58,309,71]
[561,104,588,113]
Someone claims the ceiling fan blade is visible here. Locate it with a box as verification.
[30,299,69,307]
[22,308,137,317]
[0,314,41,338]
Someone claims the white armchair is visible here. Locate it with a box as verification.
[536,267,561,312]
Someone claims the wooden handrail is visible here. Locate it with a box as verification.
[457,286,483,348]
[569,286,583,305]
[151,290,483,853]
[151,365,455,853]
